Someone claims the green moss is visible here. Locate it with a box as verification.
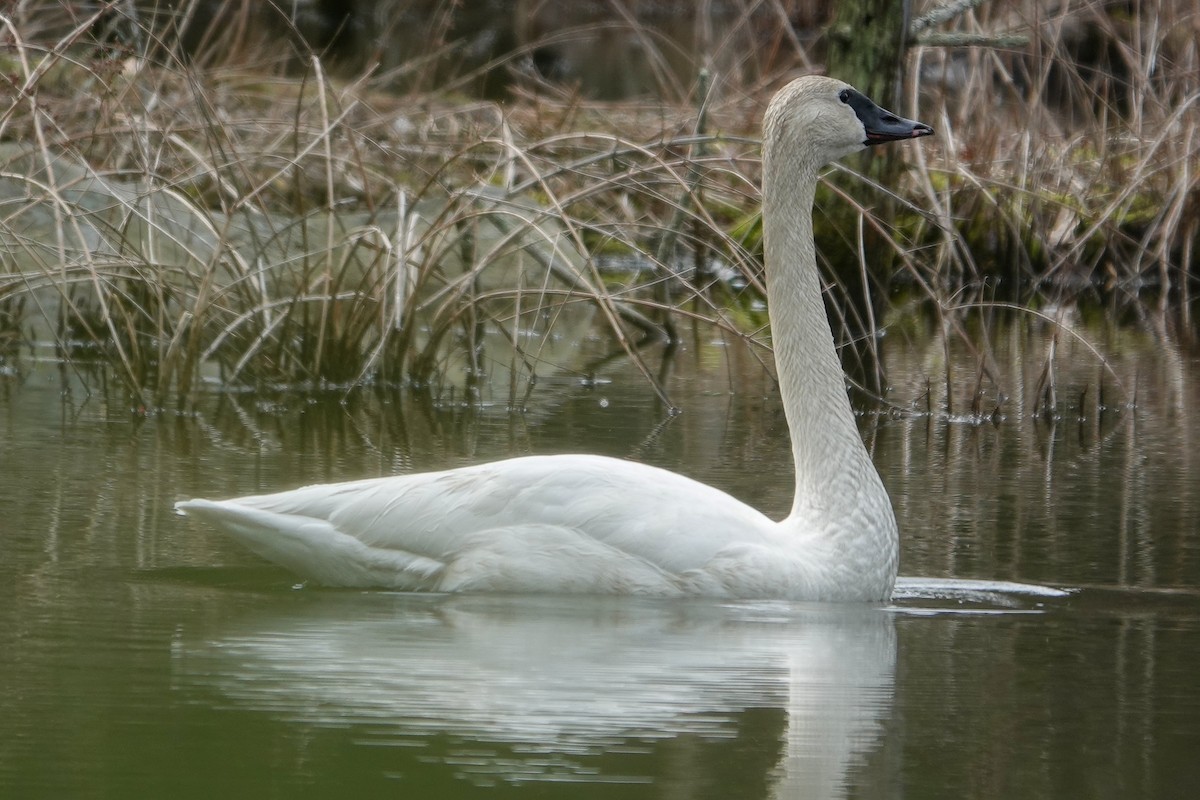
[1115,191,1163,228]
[727,211,762,257]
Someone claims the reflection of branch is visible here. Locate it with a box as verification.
[945,301,1130,404]
[910,0,1030,48]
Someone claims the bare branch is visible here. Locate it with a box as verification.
[915,32,1030,48]
[911,0,989,34]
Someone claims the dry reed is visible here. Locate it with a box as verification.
[0,1,1194,420]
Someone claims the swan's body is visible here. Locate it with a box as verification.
[177,76,933,601]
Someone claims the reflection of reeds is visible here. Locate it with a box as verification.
[1,1,1194,418]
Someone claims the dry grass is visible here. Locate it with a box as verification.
[890,0,1199,417]
[908,0,1197,300]
[0,1,1195,419]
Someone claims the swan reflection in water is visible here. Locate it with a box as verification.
[174,594,896,796]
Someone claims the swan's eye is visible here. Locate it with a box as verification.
[838,89,851,104]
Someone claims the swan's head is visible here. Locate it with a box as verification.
[763,75,934,167]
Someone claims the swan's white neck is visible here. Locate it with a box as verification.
[762,144,897,588]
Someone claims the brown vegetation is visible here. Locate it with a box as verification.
[0,1,1195,415]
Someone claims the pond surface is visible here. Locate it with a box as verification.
[2,326,1199,799]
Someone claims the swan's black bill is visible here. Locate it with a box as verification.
[842,88,934,145]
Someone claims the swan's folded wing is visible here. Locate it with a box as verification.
[178,454,778,581]
[175,498,445,588]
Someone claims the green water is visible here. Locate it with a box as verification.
[2,328,1199,798]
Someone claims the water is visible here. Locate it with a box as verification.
[2,328,1199,798]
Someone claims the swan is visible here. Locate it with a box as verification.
[176,75,934,600]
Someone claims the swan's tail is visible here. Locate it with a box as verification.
[175,499,444,589]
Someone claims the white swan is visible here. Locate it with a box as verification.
[176,76,933,600]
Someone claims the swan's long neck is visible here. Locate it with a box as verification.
[761,146,896,568]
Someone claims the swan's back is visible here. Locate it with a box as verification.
[179,455,789,596]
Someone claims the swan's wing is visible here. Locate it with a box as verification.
[175,498,447,588]
[177,454,776,589]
